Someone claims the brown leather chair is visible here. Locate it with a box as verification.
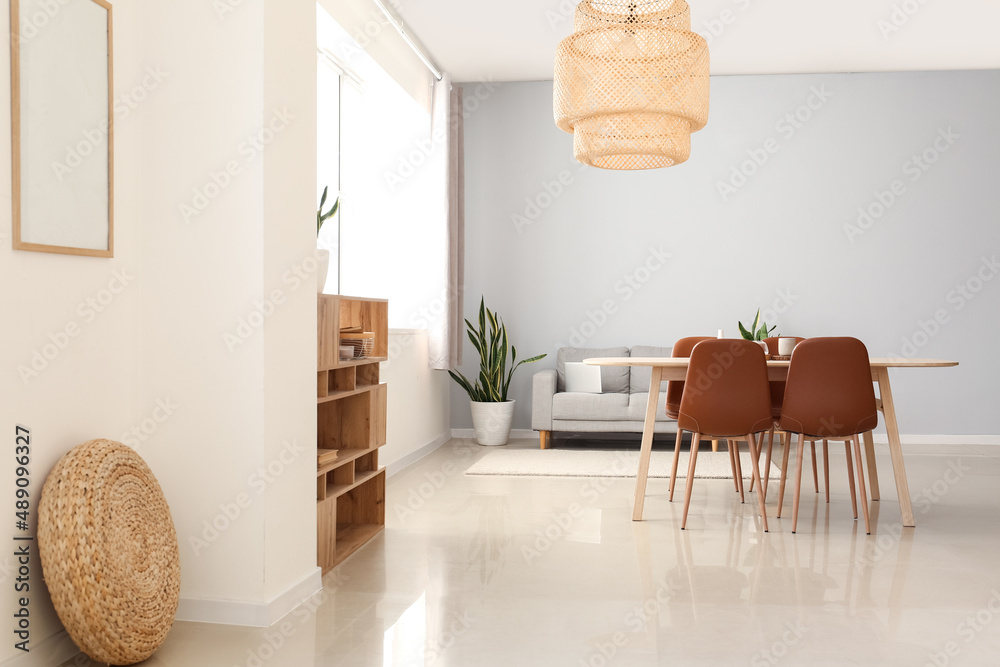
[671,339,773,531]
[665,337,734,498]
[776,337,878,534]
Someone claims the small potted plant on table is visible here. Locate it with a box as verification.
[738,309,777,355]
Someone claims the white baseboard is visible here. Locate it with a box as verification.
[871,434,1000,446]
[2,630,78,667]
[175,566,322,627]
[451,428,537,440]
[387,431,452,477]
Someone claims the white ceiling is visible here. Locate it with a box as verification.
[393,0,1000,82]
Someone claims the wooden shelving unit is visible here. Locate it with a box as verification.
[317,295,388,572]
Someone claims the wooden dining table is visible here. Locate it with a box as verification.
[584,356,959,526]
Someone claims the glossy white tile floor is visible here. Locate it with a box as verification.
[63,438,1000,667]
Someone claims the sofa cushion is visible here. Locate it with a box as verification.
[628,345,673,394]
[628,393,674,422]
[556,347,629,394]
[552,392,630,421]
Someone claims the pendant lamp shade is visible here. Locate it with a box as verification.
[554,0,710,170]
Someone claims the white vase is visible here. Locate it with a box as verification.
[315,249,330,294]
[470,400,516,446]
[757,340,769,356]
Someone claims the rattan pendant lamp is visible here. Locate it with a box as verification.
[554,0,710,170]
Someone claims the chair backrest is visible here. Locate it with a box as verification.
[778,337,878,438]
[677,339,773,437]
[763,336,806,357]
[665,336,714,419]
[763,336,807,414]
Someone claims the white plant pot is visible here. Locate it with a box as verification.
[315,249,330,294]
[756,340,769,356]
[470,400,515,446]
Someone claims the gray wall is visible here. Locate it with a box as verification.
[453,71,1000,436]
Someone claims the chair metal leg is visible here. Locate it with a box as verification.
[845,440,858,520]
[823,440,830,504]
[777,431,792,518]
[669,428,684,501]
[748,432,767,494]
[862,430,880,501]
[811,441,819,493]
[852,435,871,534]
[727,439,739,493]
[763,428,776,502]
[732,439,745,503]
[792,433,806,533]
[746,433,769,532]
[681,433,702,530]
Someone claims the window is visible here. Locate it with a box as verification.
[317,5,443,329]
[316,49,362,294]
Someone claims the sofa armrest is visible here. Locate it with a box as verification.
[531,369,557,431]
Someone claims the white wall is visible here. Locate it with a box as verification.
[455,72,1000,437]
[261,0,320,606]
[1,1,144,662]
[381,330,451,472]
[1,1,319,663]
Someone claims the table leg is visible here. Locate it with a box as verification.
[633,366,664,521]
[862,430,880,501]
[876,367,915,527]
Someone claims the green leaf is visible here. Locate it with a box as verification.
[737,321,752,340]
[448,370,475,399]
[317,187,340,235]
[751,309,762,333]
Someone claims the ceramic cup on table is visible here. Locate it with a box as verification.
[777,337,797,356]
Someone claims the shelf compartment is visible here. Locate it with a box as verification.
[317,445,378,477]
[357,363,379,387]
[337,470,385,525]
[333,523,384,568]
[330,367,356,393]
[320,356,387,372]
[318,295,387,368]
[317,383,379,405]
[324,467,382,500]
[318,392,371,450]
[317,370,329,398]
[339,300,388,359]
[355,450,378,474]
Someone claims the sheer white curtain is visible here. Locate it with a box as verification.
[427,74,464,370]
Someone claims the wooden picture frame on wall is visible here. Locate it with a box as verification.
[11,0,114,257]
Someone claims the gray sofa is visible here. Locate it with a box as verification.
[531,346,678,448]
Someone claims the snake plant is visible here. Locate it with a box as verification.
[738,309,778,341]
[449,298,546,402]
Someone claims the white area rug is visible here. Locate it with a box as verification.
[465,449,781,480]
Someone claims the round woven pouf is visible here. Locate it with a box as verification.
[39,439,180,665]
